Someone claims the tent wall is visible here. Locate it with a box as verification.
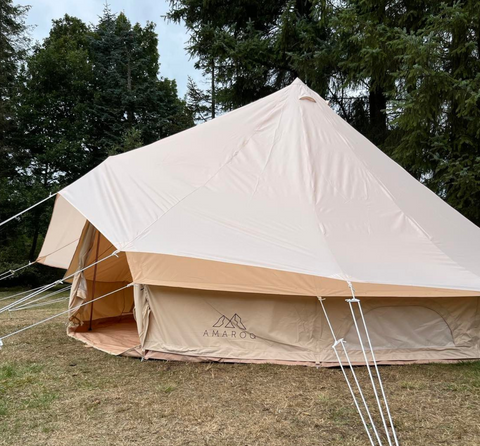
[134,285,480,365]
[37,195,86,269]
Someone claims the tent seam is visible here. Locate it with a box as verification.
[297,104,349,287]
[306,85,480,285]
[121,92,291,251]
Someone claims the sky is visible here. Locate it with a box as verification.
[17,0,202,97]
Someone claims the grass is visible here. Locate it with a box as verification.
[1,289,480,445]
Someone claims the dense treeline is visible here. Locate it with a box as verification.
[2,0,480,285]
[0,2,193,284]
[171,0,480,223]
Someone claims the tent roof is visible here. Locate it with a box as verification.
[39,78,480,294]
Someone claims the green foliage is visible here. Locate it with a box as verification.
[170,0,480,226]
[0,3,193,285]
[168,0,336,109]
[186,76,215,122]
[383,1,480,224]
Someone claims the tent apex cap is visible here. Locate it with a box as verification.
[292,77,306,86]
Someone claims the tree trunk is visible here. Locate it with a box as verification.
[28,208,41,261]
[211,59,216,120]
[127,53,134,125]
[369,84,387,145]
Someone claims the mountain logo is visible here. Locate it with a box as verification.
[203,313,256,339]
[213,313,246,330]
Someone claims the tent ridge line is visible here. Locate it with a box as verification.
[297,103,348,287]
[314,100,480,283]
[251,87,290,197]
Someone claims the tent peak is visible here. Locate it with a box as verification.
[291,77,305,86]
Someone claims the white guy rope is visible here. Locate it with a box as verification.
[0,270,13,279]
[346,283,396,446]
[12,286,71,311]
[0,261,35,281]
[0,283,133,347]
[0,284,53,302]
[0,193,57,228]
[12,285,71,311]
[348,282,400,446]
[0,281,61,314]
[318,297,377,446]
[0,249,119,314]
[10,296,69,311]
[12,285,71,309]
[346,297,392,445]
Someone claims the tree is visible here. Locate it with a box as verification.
[0,0,30,210]
[13,15,93,261]
[168,0,336,111]
[89,5,193,162]
[0,0,32,270]
[0,0,29,161]
[388,1,480,225]
[186,76,216,122]
[0,5,194,283]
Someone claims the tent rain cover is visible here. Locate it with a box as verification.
[37,78,480,365]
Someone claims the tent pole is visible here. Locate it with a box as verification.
[88,230,101,331]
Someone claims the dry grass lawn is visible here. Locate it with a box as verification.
[1,289,480,445]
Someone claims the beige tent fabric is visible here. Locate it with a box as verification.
[71,279,133,323]
[127,251,480,297]
[133,284,150,351]
[68,223,96,322]
[40,78,480,296]
[68,317,141,356]
[37,194,86,269]
[65,229,132,284]
[135,285,480,364]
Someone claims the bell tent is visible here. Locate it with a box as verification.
[34,78,480,366]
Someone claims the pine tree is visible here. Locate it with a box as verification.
[186,76,216,122]
[89,5,192,161]
[168,0,336,111]
[388,0,480,224]
[0,0,30,209]
[0,0,32,270]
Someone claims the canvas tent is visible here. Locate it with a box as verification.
[36,78,480,366]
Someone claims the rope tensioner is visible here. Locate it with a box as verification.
[0,261,35,282]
